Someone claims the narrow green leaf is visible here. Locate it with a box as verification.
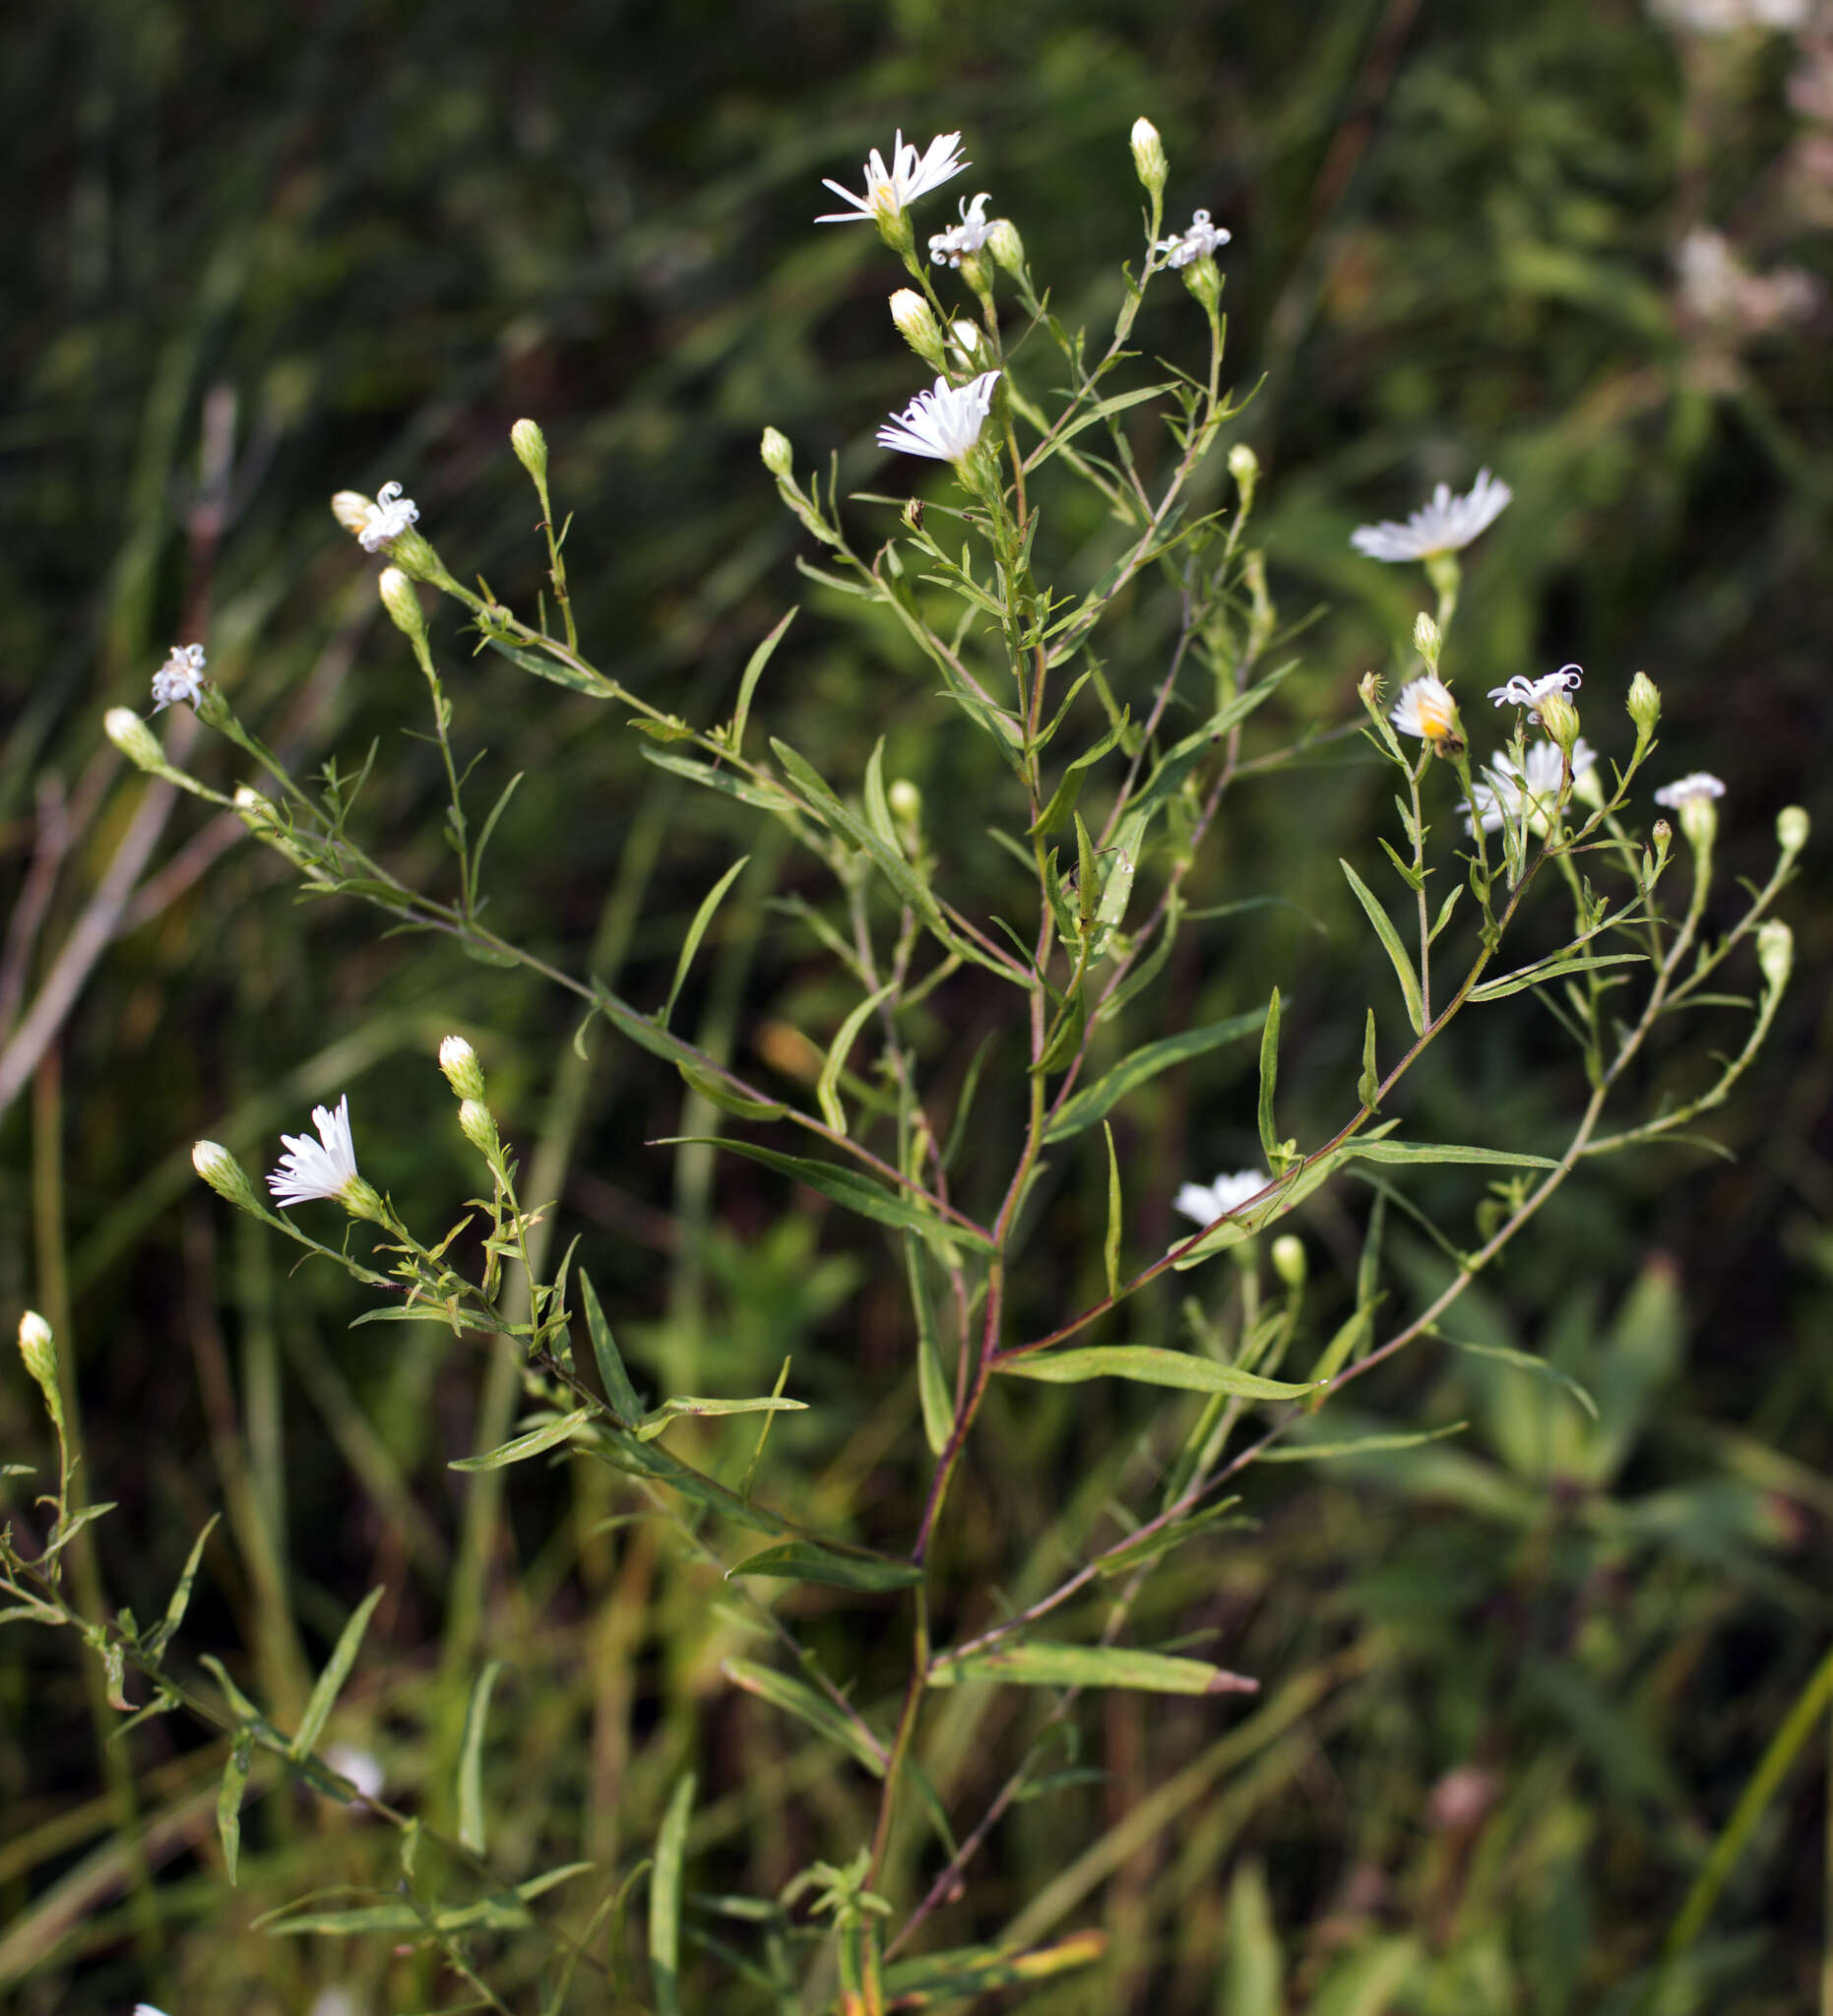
[908,1237,953,1458]
[641,746,790,811]
[673,1059,788,1122]
[1170,1130,1401,1267]
[633,1393,806,1443]
[771,737,944,935]
[482,633,617,697]
[862,737,899,851]
[996,1346,1313,1400]
[817,981,895,1135]
[1307,1299,1380,1387]
[1358,1008,1380,1111]
[1095,1496,1248,1577]
[1467,951,1648,1003]
[1044,1008,1263,1143]
[727,1541,924,1592]
[1442,1337,1600,1418]
[943,1033,996,1167]
[656,1136,994,1256]
[151,1511,221,1658]
[729,606,796,755]
[1102,1122,1123,1301]
[738,1355,793,1503]
[584,1425,790,1536]
[1030,714,1129,837]
[930,1638,1257,1695]
[722,1658,885,1775]
[1034,984,1088,1075]
[290,1585,385,1761]
[218,1731,252,1884]
[448,1406,595,1473]
[608,1857,654,2006]
[1259,1420,1469,1463]
[661,854,750,1030]
[458,1660,505,1854]
[627,716,698,743]
[1346,1139,1561,1169]
[1256,986,1282,1166]
[1340,858,1424,1035]
[1024,381,1177,472]
[580,1272,642,1421]
[651,1772,696,2016]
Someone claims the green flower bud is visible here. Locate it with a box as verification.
[330,490,371,536]
[1270,1234,1307,1290]
[458,1099,500,1158]
[341,1176,391,1226]
[510,417,548,483]
[438,1035,487,1102]
[192,1140,262,1216]
[1129,116,1169,198]
[760,427,794,478]
[889,288,948,370]
[1413,610,1441,671]
[104,707,167,774]
[887,779,921,823]
[1777,805,1808,857]
[1626,670,1661,737]
[1757,917,1793,994]
[17,1309,58,1401]
[378,566,427,645]
[984,218,1026,278]
[384,526,444,586]
[1228,442,1258,514]
[1536,688,1581,752]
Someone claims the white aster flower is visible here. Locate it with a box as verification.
[1487,662,1583,724]
[268,1095,361,1209]
[1389,673,1463,752]
[133,2006,172,2016]
[1154,208,1231,269]
[1654,771,1727,808]
[816,130,967,226]
[151,643,208,714]
[929,191,996,267]
[1175,1169,1268,1226]
[355,481,419,554]
[1463,738,1596,835]
[1350,469,1513,562]
[876,369,1000,465]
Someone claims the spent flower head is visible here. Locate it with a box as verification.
[1351,469,1512,563]
[151,643,208,714]
[928,191,996,268]
[816,130,967,229]
[1154,209,1230,269]
[1488,663,1583,724]
[1463,738,1596,835]
[348,481,420,554]
[1389,674,1464,756]
[876,370,1000,468]
[1175,1169,1268,1226]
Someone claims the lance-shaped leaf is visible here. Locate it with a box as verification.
[722,1658,887,1775]
[651,1772,696,2016]
[218,1731,252,1884]
[727,605,795,755]
[290,1586,385,1761]
[150,1511,221,1659]
[1044,1006,1263,1143]
[771,737,948,937]
[448,1407,596,1473]
[1344,1140,1561,1169]
[1030,713,1130,837]
[817,981,895,1135]
[727,1541,925,1592]
[580,1272,642,1421]
[929,1638,1258,1695]
[482,633,618,698]
[1256,986,1282,1166]
[458,1660,504,1854]
[633,1393,807,1443]
[1467,951,1648,1003]
[660,854,750,1029]
[675,1058,789,1121]
[1340,858,1424,1035]
[996,1346,1314,1401]
[1259,1420,1471,1463]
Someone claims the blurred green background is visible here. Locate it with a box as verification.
[3,0,1830,2009]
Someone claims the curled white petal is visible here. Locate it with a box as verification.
[1154,209,1231,269]
[1486,662,1583,723]
[151,642,208,714]
[267,1095,360,1208]
[816,130,967,224]
[928,191,996,267]
[876,370,1000,464]
[1351,469,1513,562]
[355,481,419,553]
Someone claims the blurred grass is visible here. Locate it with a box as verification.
[2,0,1830,2009]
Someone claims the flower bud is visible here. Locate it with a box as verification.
[458,1099,500,1158]
[889,288,947,370]
[438,1035,487,1102]
[984,218,1026,278]
[1757,917,1793,994]
[510,417,548,483]
[1677,792,1718,853]
[1228,442,1257,514]
[17,1309,58,1399]
[383,526,443,585]
[1413,610,1441,671]
[192,1140,262,1216]
[1535,688,1580,752]
[1178,251,1224,313]
[1129,116,1169,198]
[330,490,371,535]
[1626,670,1661,737]
[1270,1234,1306,1290]
[1777,804,1808,858]
[104,707,167,774]
[887,779,922,823]
[378,567,427,645]
[341,1177,390,1227]
[760,427,794,478]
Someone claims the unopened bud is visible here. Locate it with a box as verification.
[1536,689,1581,751]
[378,567,427,645]
[1129,116,1169,198]
[889,288,947,369]
[1413,610,1441,671]
[458,1099,500,1158]
[1677,792,1718,853]
[330,490,371,536]
[1777,805,1808,857]
[104,707,166,774]
[510,417,548,483]
[438,1035,486,1102]
[984,218,1026,278]
[383,526,443,585]
[192,1141,261,1216]
[760,427,794,478]
[1270,1234,1306,1290]
[887,779,921,822]
[18,1310,58,1400]
[1626,671,1662,737]
[1178,252,1223,313]
[1757,917,1793,994]
[1228,442,1258,514]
